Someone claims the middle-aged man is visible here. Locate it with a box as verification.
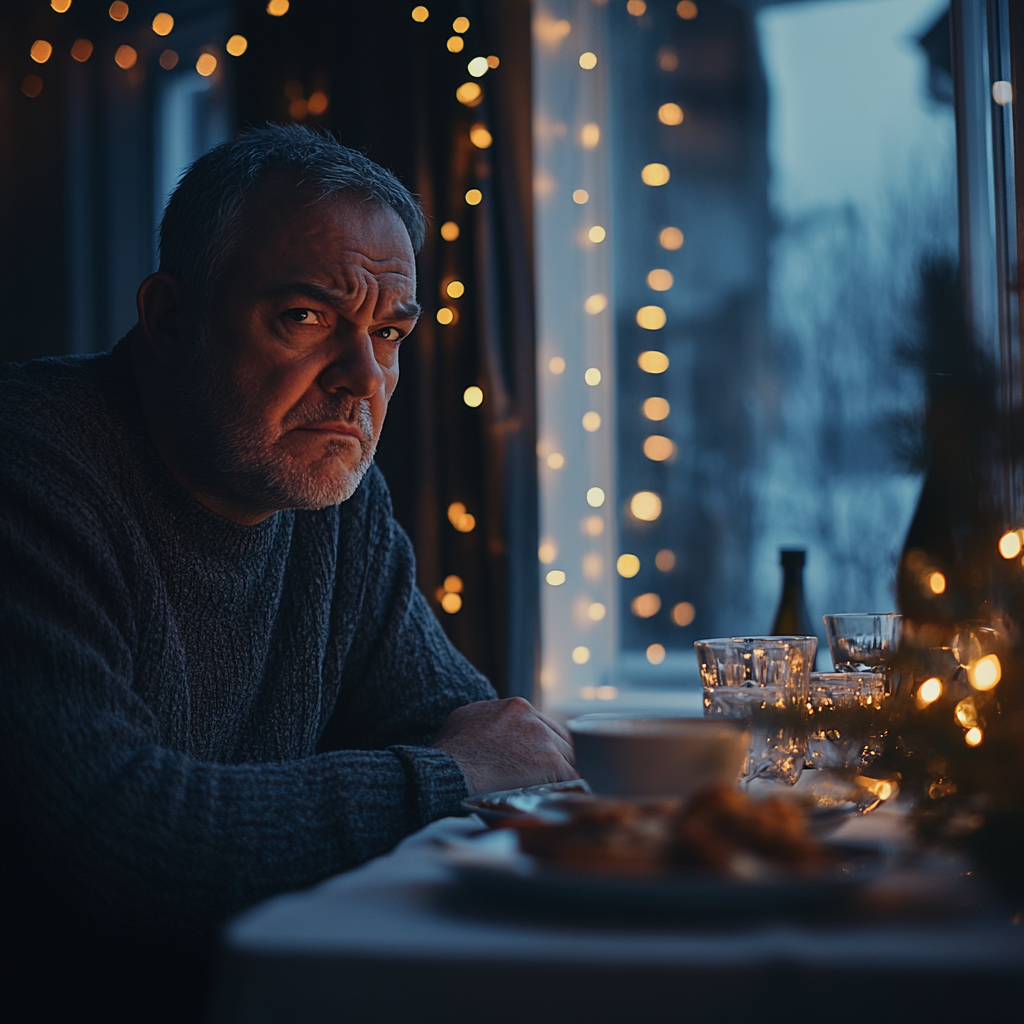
[0,125,576,1023]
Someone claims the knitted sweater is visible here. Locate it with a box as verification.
[0,336,495,937]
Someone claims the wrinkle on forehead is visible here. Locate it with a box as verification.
[329,259,415,321]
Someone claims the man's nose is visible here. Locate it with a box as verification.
[318,330,385,399]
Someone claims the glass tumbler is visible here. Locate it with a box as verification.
[823,613,902,674]
[694,636,817,786]
[808,671,886,771]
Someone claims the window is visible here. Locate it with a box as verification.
[533,0,958,714]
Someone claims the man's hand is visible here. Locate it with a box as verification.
[432,697,579,796]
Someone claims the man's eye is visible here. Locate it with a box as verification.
[283,308,322,325]
[377,326,403,341]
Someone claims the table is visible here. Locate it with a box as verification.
[211,810,1023,1024]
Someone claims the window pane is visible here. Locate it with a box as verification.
[533,0,956,713]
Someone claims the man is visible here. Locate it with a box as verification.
[1,125,575,1023]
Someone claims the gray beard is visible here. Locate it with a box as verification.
[172,342,377,513]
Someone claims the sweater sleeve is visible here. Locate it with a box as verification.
[0,435,473,936]
[315,466,498,753]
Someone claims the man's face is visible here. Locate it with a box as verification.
[178,187,419,513]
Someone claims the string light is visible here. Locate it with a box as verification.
[917,677,942,705]
[573,189,589,204]
[617,553,640,577]
[968,654,1001,691]
[647,269,673,291]
[22,76,43,98]
[453,16,470,32]
[440,221,460,241]
[643,397,670,420]
[152,13,174,35]
[456,82,483,106]
[584,293,607,314]
[467,56,489,77]
[579,52,598,70]
[658,103,684,125]
[672,601,696,626]
[30,41,53,64]
[638,351,669,373]
[965,727,983,746]
[447,502,476,533]
[659,226,684,249]
[436,308,455,325]
[548,356,565,374]
[226,35,248,56]
[196,53,217,77]
[572,646,591,664]
[71,40,94,62]
[998,530,1022,558]
[538,539,558,563]
[266,0,290,15]
[588,226,606,243]
[631,593,660,618]
[587,487,606,508]
[469,125,492,148]
[631,491,662,521]
[411,6,429,23]
[445,280,465,298]
[582,412,601,432]
[636,305,666,330]
[158,50,178,69]
[644,435,675,461]
[114,45,137,69]
[642,163,671,186]
[447,36,465,52]
[465,188,482,205]
[655,550,676,572]
[647,643,666,664]
[463,386,484,407]
[546,570,567,586]
[441,592,462,612]
[109,2,129,22]
[585,368,601,385]
[928,571,947,594]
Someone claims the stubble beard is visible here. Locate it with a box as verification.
[173,339,378,513]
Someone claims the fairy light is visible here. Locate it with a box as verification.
[579,52,598,70]
[547,453,565,469]
[617,554,640,577]
[546,570,567,586]
[631,491,662,521]
[677,1,698,19]
[51,0,73,11]
[30,41,53,64]
[582,412,601,432]
[580,123,600,148]
[636,305,666,330]
[643,397,670,420]
[447,36,465,53]
[152,13,174,35]
[659,227,684,249]
[642,163,671,186]
[998,530,1022,558]
[582,516,604,536]
[226,35,248,57]
[638,351,669,373]
[463,386,484,407]
[627,1,647,15]
[436,308,454,325]
[965,727,983,746]
[658,103,684,125]
[465,188,483,205]
[440,221,460,241]
[643,435,675,461]
[266,0,290,16]
[585,367,602,385]
[588,225,606,243]
[573,189,590,204]
[453,16,470,32]
[469,125,492,148]
[487,56,500,69]
[446,280,465,298]
[647,644,666,665]
[196,53,217,76]
[928,571,947,594]
[467,56,489,77]
[582,553,602,580]
[631,593,661,618]
[647,269,673,291]
[572,646,591,664]
[917,677,942,705]
[587,487,606,508]
[968,654,1001,691]
[456,82,483,107]
[411,7,430,23]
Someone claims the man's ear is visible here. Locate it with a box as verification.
[136,272,194,367]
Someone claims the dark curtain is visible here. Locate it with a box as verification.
[235,0,537,697]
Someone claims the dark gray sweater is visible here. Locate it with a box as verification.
[0,337,495,937]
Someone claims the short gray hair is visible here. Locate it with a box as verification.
[158,124,425,316]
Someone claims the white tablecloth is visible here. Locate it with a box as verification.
[211,810,1023,1024]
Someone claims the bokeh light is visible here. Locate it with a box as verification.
[647,643,666,665]
[641,163,671,186]
[672,601,695,626]
[30,41,53,64]
[968,654,1001,691]
[467,56,489,78]
[573,189,590,204]
[465,188,483,205]
[630,491,662,521]
[463,385,484,407]
[538,539,558,563]
[152,13,174,36]
[647,269,673,291]
[440,221,460,241]
[21,76,43,98]
[659,226,684,249]
[579,123,600,148]
[446,280,465,298]
[658,102,684,125]
[196,53,217,77]
[411,6,429,23]
[158,49,178,69]
[655,549,676,572]
[546,570,566,586]
[677,1,698,19]
[582,412,601,432]
[617,553,640,577]
[109,2,129,22]
[631,593,661,618]
[447,36,465,53]
[588,225,606,243]
[636,305,666,330]
[453,16,470,32]
[643,435,675,461]
[572,646,591,664]
[469,124,492,148]
[638,351,669,373]
[579,51,598,70]
[71,39,94,62]
[587,487,606,508]
[114,45,137,69]
[456,82,483,106]
[917,677,942,705]
[266,0,290,15]
[226,35,248,56]
[584,293,608,314]
[436,308,454,325]
[585,367,602,385]
[998,530,1022,558]
[643,396,670,420]
[548,356,565,374]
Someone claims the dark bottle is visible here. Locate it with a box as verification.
[770,549,818,668]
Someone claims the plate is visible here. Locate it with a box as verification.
[461,779,593,826]
[443,828,888,916]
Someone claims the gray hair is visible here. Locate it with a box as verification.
[158,123,425,317]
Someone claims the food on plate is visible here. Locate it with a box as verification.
[503,787,831,876]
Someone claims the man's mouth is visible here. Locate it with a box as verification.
[293,422,364,441]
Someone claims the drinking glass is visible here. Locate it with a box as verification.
[694,636,817,786]
[823,613,902,672]
[808,671,886,771]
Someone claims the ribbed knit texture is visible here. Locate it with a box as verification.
[0,336,495,937]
